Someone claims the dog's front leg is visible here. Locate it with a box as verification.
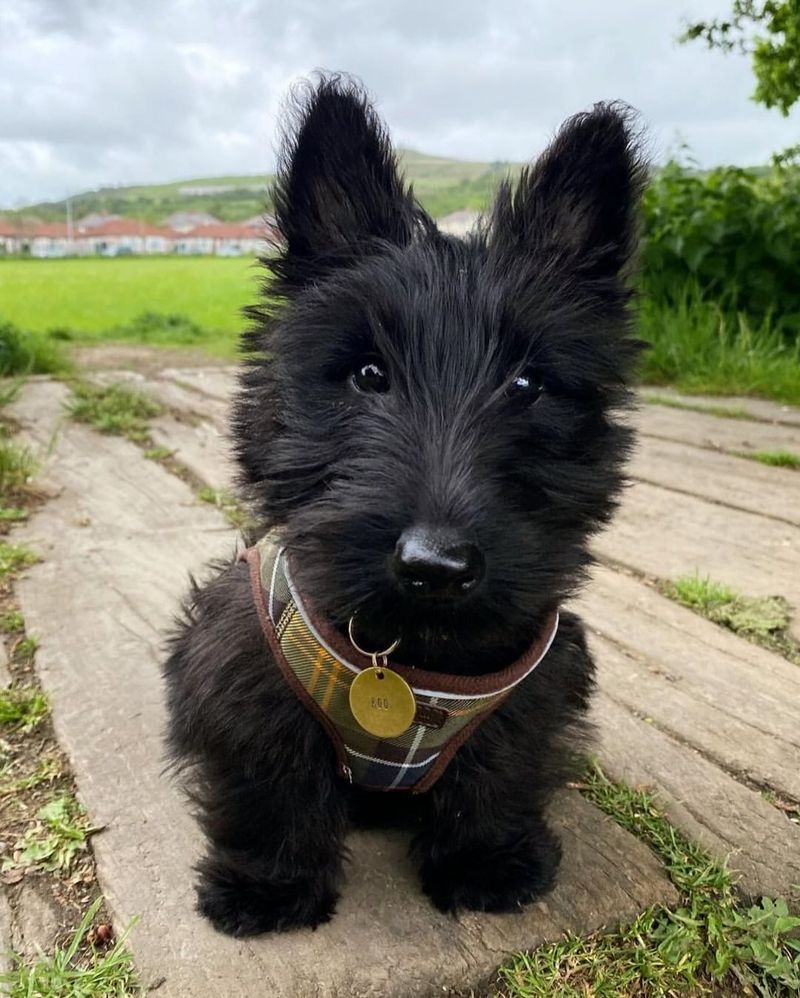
[412,743,561,914]
[195,756,348,937]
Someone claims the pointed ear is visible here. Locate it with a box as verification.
[271,75,428,287]
[490,103,646,281]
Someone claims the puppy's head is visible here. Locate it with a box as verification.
[236,74,646,672]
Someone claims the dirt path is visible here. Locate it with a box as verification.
[5,369,800,996]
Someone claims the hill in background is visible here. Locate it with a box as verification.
[7,150,521,225]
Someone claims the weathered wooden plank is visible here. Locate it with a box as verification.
[630,436,800,525]
[160,367,237,404]
[595,481,800,642]
[594,693,800,904]
[11,380,675,998]
[641,391,800,428]
[638,405,800,455]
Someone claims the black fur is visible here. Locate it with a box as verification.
[164,73,646,936]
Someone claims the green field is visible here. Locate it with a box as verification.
[0,257,256,356]
[2,256,799,404]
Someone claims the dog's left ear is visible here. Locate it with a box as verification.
[271,75,428,288]
[490,103,646,283]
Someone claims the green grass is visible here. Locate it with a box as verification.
[0,320,72,376]
[0,896,140,997]
[500,764,800,997]
[738,450,800,469]
[0,684,49,730]
[661,573,800,665]
[15,635,38,661]
[0,541,38,579]
[67,381,162,442]
[641,393,750,419]
[7,794,98,873]
[0,439,37,496]
[142,445,174,460]
[639,294,800,406]
[0,756,61,796]
[196,486,251,530]
[0,610,24,633]
[0,257,257,356]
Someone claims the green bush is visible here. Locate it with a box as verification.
[641,162,800,336]
[0,320,71,376]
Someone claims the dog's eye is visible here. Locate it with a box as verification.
[352,359,390,394]
[506,368,544,402]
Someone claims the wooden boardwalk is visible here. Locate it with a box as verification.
[7,370,800,997]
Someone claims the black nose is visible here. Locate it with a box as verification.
[393,526,484,600]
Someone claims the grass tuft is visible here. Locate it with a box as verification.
[15,634,38,661]
[0,610,24,634]
[661,573,800,665]
[500,764,800,998]
[0,441,37,496]
[66,381,162,442]
[0,756,62,796]
[0,684,49,730]
[197,486,252,531]
[0,319,72,377]
[0,896,141,997]
[6,794,99,873]
[142,445,174,461]
[737,450,800,470]
[0,541,39,579]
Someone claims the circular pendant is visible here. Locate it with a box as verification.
[349,666,416,738]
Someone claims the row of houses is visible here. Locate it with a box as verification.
[0,209,481,258]
[0,212,277,258]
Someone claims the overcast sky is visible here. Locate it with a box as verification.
[2,0,799,208]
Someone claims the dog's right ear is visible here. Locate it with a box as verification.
[270,75,427,289]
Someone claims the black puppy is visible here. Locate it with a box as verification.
[164,74,645,937]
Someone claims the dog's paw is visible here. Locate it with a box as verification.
[196,862,338,937]
[419,837,561,914]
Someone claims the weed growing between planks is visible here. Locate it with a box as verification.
[7,795,100,874]
[736,450,800,470]
[0,426,41,532]
[197,485,253,531]
[661,573,800,666]
[66,380,163,442]
[0,897,140,998]
[498,763,800,998]
[65,379,257,534]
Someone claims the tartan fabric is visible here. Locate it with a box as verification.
[247,535,559,792]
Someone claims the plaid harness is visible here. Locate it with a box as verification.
[244,536,559,793]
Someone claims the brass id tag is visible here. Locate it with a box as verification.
[349,666,416,738]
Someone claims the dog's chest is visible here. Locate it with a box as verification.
[242,536,558,792]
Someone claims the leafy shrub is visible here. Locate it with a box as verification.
[641,163,800,336]
[0,320,71,376]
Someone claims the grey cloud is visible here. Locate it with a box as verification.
[1,0,799,207]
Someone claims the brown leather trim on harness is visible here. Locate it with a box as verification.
[242,542,559,793]
[297,565,558,699]
[242,546,353,782]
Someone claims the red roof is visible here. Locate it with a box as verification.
[0,219,19,237]
[182,223,265,239]
[78,219,172,238]
[31,223,70,238]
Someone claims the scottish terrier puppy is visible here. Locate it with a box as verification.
[164,74,645,937]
